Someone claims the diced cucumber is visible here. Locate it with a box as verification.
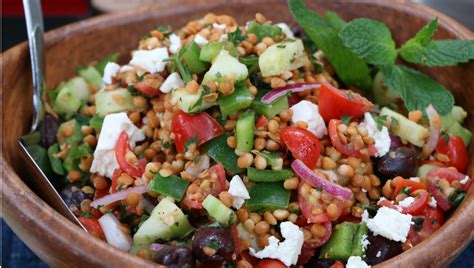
[66,77,91,102]
[202,195,237,226]
[48,144,65,176]
[251,95,289,119]
[247,167,294,182]
[319,222,367,260]
[171,87,215,113]
[246,182,290,211]
[373,71,400,106]
[236,110,255,153]
[417,164,438,178]
[200,41,239,62]
[218,82,254,116]
[95,88,134,115]
[182,41,208,74]
[202,50,248,84]
[133,198,193,246]
[380,107,429,147]
[259,39,305,77]
[57,119,84,146]
[148,173,189,201]
[53,86,82,115]
[441,105,471,146]
[202,132,244,174]
[247,21,283,42]
[446,122,472,146]
[78,66,103,88]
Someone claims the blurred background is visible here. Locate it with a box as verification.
[2,0,473,267]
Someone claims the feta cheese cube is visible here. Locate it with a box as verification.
[360,234,370,252]
[160,72,185,93]
[90,112,145,178]
[129,47,169,74]
[363,207,412,242]
[428,196,437,208]
[346,256,371,268]
[460,176,470,184]
[194,34,208,46]
[169,34,182,54]
[276,22,295,39]
[290,100,327,138]
[398,196,415,208]
[249,221,304,266]
[212,23,227,30]
[103,62,120,84]
[228,175,250,209]
[361,112,391,157]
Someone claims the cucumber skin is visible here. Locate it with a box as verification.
[53,86,82,115]
[251,95,289,119]
[380,107,429,147]
[202,50,248,84]
[202,195,237,225]
[236,110,256,153]
[78,66,103,88]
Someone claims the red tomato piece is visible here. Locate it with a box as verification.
[255,115,269,129]
[115,131,146,178]
[78,217,106,240]
[436,135,468,173]
[318,83,373,122]
[133,81,160,97]
[172,110,225,153]
[331,261,345,268]
[392,177,427,198]
[298,182,343,223]
[401,191,429,215]
[109,168,122,194]
[328,120,377,158]
[426,167,471,211]
[280,126,321,169]
[407,206,444,246]
[255,259,286,268]
[301,221,333,248]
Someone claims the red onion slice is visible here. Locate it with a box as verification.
[150,243,165,252]
[291,159,352,200]
[98,213,133,251]
[423,104,441,158]
[91,185,147,208]
[261,83,321,104]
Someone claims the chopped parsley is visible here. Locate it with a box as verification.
[401,186,412,195]
[184,136,199,150]
[227,27,247,45]
[341,115,352,125]
[413,217,424,231]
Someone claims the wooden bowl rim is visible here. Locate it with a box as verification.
[2,0,473,266]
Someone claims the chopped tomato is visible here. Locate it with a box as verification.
[172,110,225,153]
[255,115,269,129]
[328,120,377,158]
[78,217,106,240]
[392,177,427,198]
[109,168,122,194]
[255,259,286,268]
[280,126,321,169]
[318,83,373,122]
[90,208,103,218]
[426,167,470,211]
[401,191,429,215]
[301,221,333,248]
[134,81,160,97]
[182,163,228,209]
[436,135,468,173]
[331,261,345,268]
[298,182,343,223]
[407,206,444,246]
[115,131,146,178]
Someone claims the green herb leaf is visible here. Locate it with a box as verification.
[323,11,346,32]
[208,239,220,250]
[184,136,199,150]
[288,0,372,92]
[448,189,466,207]
[95,52,120,76]
[404,18,439,47]
[228,27,247,45]
[372,115,388,131]
[379,64,454,115]
[341,115,352,125]
[413,217,424,231]
[339,18,397,65]
[401,186,412,195]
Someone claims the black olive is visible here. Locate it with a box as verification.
[60,182,92,210]
[376,147,419,181]
[39,113,62,148]
[192,227,234,266]
[304,258,335,268]
[364,233,403,265]
[153,245,194,268]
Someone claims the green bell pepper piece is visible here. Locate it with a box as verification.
[22,131,41,146]
[89,113,104,131]
[246,182,290,211]
[236,110,255,153]
[319,222,368,261]
[57,119,84,146]
[202,132,244,174]
[26,144,53,177]
[48,144,65,176]
[200,41,239,62]
[218,82,255,116]
[251,94,289,119]
[351,224,369,257]
[182,41,208,74]
[240,55,259,67]
[148,173,189,201]
[258,151,281,166]
[247,21,283,42]
[247,167,293,182]
[63,144,91,172]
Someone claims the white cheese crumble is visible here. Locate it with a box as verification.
[193,34,209,46]
[119,65,134,73]
[361,234,370,252]
[346,256,371,268]
[129,47,169,74]
[362,207,412,242]
[90,112,145,178]
[249,221,304,266]
[409,177,421,183]
[169,34,182,54]
[398,196,415,208]
[102,62,120,84]
[428,196,437,208]
[228,175,250,209]
[276,22,295,39]
[212,23,227,30]
[460,176,470,184]
[290,100,327,138]
[361,112,391,157]
[160,72,185,93]
[376,251,382,258]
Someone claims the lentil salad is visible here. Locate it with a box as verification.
[23,0,474,267]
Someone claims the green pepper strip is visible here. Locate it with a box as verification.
[247,167,294,182]
[247,21,283,42]
[246,182,290,211]
[235,110,255,153]
[251,93,289,119]
[319,222,368,260]
[48,144,65,176]
[218,82,255,116]
[182,41,208,74]
[202,132,244,174]
[148,173,190,201]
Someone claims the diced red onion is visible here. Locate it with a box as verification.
[389,134,403,149]
[98,213,133,251]
[91,185,148,208]
[150,243,165,252]
[261,83,321,104]
[291,160,352,200]
[423,105,441,158]
[184,154,210,179]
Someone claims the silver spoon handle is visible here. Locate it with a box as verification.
[23,0,45,132]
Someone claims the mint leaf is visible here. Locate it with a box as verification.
[95,52,120,76]
[323,11,346,32]
[341,115,351,125]
[403,18,438,47]
[379,64,454,115]
[288,0,372,93]
[400,39,474,66]
[228,28,247,45]
[339,18,396,65]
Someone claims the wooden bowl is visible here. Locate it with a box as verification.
[2,0,473,266]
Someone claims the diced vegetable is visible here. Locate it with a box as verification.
[441,106,471,146]
[202,132,244,174]
[251,94,289,119]
[246,182,291,211]
[350,224,369,257]
[95,89,134,115]
[259,39,306,77]
[218,82,255,116]
[95,52,120,76]
[26,144,53,176]
[182,41,208,74]
[21,131,41,146]
[319,222,368,260]
[247,21,283,41]
[66,77,91,102]
[148,173,190,201]
[63,144,91,172]
[380,107,429,147]
[89,114,104,131]
[57,119,84,146]
[202,195,237,225]
[53,86,82,115]
[372,71,400,106]
[171,87,215,113]
[200,41,239,62]
[247,167,294,182]
[202,50,248,84]
[47,144,65,175]
[235,110,255,153]
[78,66,103,88]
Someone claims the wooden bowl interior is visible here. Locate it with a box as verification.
[2,0,473,266]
